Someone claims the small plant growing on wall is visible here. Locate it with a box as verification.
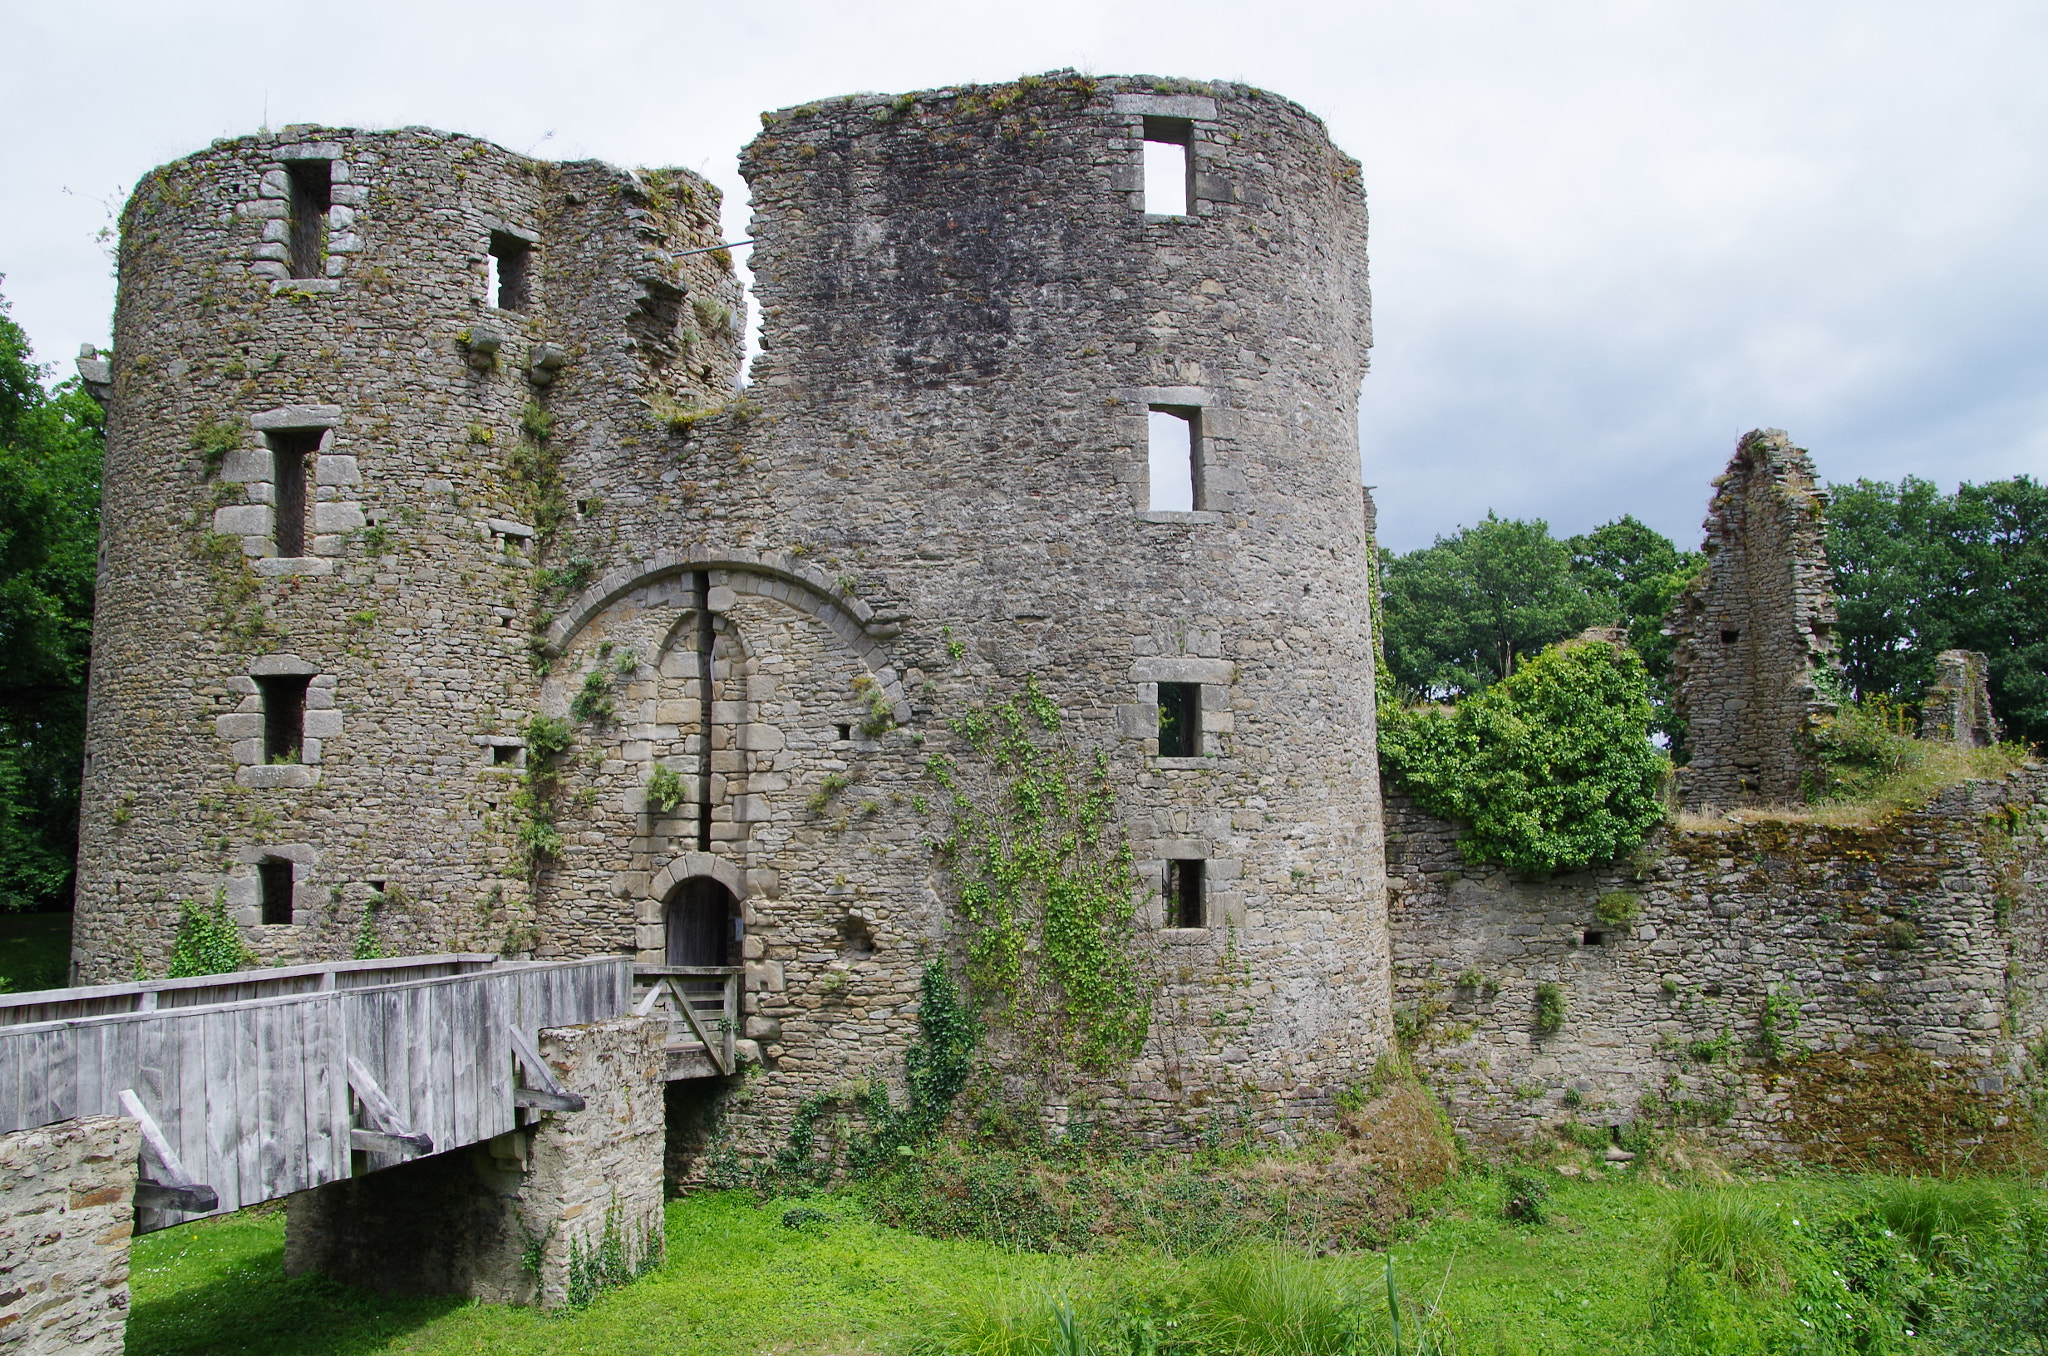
[514,714,574,868]
[190,417,243,475]
[1534,982,1567,1036]
[1595,891,1643,926]
[645,764,686,815]
[1757,988,1801,1061]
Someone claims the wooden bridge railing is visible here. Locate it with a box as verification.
[632,966,740,1078]
[0,954,633,1231]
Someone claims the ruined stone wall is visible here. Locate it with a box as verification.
[1387,769,2048,1166]
[73,128,740,979]
[0,1115,138,1355]
[1922,649,2002,748]
[1670,429,1839,809]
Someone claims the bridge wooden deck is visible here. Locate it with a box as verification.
[0,954,638,1231]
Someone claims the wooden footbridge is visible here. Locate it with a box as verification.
[0,954,742,1232]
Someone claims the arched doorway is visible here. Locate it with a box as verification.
[665,876,737,967]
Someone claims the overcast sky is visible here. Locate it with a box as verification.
[5,1,2044,551]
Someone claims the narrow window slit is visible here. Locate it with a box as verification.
[1167,859,1206,929]
[489,232,532,312]
[1141,117,1192,216]
[1158,683,1200,757]
[285,160,333,280]
[266,428,321,558]
[259,858,295,925]
[255,675,311,764]
[1147,406,1201,512]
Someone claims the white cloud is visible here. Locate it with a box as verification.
[4,0,2044,550]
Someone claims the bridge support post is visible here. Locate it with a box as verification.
[0,1115,139,1355]
[284,1016,665,1308]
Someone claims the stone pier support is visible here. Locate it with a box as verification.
[0,1115,139,1355]
[285,1016,665,1308]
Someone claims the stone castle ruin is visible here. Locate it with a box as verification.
[7,71,2047,1349]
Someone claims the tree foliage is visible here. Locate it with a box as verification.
[1826,475,2048,744]
[1567,514,1702,743]
[1380,514,1612,700]
[1379,640,1669,875]
[0,281,103,912]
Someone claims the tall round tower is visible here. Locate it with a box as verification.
[73,127,739,978]
[726,74,1387,1138]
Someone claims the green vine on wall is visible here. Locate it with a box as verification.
[925,677,1149,1077]
[514,714,574,870]
[167,890,257,978]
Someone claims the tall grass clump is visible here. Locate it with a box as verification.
[1807,696,2028,821]
[1662,1195,1791,1294]
[1864,1177,2008,1269]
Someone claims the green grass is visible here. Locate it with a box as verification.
[127,1173,2048,1356]
[0,910,70,992]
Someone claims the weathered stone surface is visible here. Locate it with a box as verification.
[1922,649,2001,748]
[0,1115,138,1356]
[1387,766,2048,1161]
[1670,429,1840,809]
[79,74,1386,1149]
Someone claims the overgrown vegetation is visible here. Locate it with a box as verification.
[126,1172,2048,1356]
[1806,694,2029,818]
[926,677,1149,1080]
[1379,640,1668,875]
[513,713,574,868]
[166,890,256,977]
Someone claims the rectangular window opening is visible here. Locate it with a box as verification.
[492,744,518,766]
[489,232,532,312]
[285,160,333,280]
[266,429,320,558]
[259,858,295,925]
[1147,405,1201,512]
[255,674,311,764]
[1158,682,1201,757]
[1167,859,1206,929]
[1141,117,1192,216]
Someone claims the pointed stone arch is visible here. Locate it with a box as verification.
[545,548,912,724]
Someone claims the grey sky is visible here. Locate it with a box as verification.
[5,1,2044,551]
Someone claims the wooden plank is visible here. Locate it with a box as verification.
[349,1128,430,1157]
[255,1004,289,1202]
[303,999,342,1188]
[0,1033,21,1133]
[204,1007,243,1214]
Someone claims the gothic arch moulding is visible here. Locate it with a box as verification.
[544,547,912,724]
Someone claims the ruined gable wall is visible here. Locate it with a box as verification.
[1670,429,1839,810]
[1385,770,2048,1166]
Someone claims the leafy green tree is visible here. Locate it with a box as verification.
[1827,476,2048,744]
[1381,514,1611,699]
[1379,640,1669,875]
[0,282,103,912]
[1567,515,1702,744]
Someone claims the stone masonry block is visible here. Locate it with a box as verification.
[0,1115,141,1356]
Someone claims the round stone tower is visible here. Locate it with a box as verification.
[72,126,740,977]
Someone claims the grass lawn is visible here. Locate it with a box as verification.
[126,1170,2045,1355]
[0,909,70,992]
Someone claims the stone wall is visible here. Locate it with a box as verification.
[1923,649,2001,748]
[1670,429,1839,809]
[0,1115,138,1356]
[285,1015,664,1307]
[1387,769,2048,1166]
[84,74,1388,1150]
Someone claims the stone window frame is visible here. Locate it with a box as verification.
[1104,93,1225,220]
[214,654,343,789]
[1140,843,1245,937]
[1122,658,1236,766]
[481,219,541,313]
[476,735,527,770]
[1118,387,1247,522]
[212,406,363,575]
[221,842,317,930]
[237,141,366,291]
